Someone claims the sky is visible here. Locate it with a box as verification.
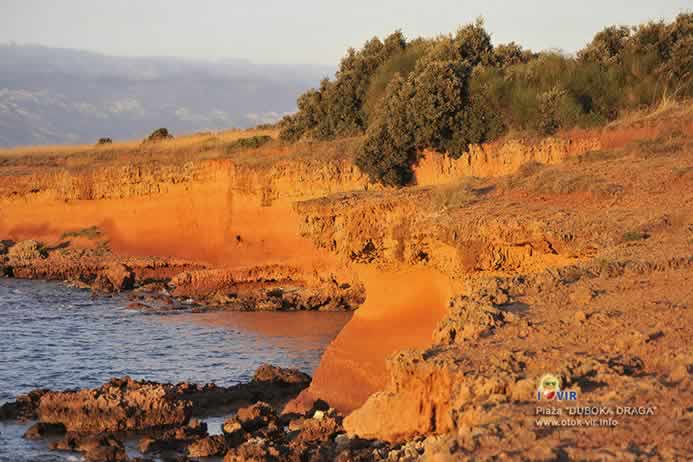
[0,0,689,65]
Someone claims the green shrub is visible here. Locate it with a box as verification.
[355,76,417,186]
[224,135,273,153]
[144,128,173,143]
[283,14,692,186]
[623,231,649,241]
[363,40,429,118]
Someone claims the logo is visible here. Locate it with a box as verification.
[536,373,577,401]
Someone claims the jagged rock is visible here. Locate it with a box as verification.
[93,263,135,293]
[222,419,247,448]
[223,437,286,462]
[233,402,278,432]
[253,364,311,387]
[138,435,167,454]
[187,435,227,457]
[606,355,644,376]
[344,347,524,442]
[38,376,192,433]
[291,409,342,445]
[432,295,514,345]
[7,240,46,261]
[470,277,513,305]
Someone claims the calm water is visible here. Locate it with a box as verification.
[0,278,350,461]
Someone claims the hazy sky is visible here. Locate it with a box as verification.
[1,0,689,65]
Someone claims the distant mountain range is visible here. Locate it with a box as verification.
[0,44,332,147]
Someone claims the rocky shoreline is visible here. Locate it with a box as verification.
[0,238,365,314]
[1,365,415,461]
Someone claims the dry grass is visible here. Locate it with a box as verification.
[222,136,363,169]
[0,128,365,174]
[428,177,494,211]
[501,161,624,197]
[0,128,280,175]
[606,97,692,130]
[0,128,278,159]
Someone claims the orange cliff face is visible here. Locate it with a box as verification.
[0,159,361,269]
[287,266,455,413]
[0,149,457,415]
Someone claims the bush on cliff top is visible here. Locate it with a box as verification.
[223,135,273,154]
[143,128,173,144]
[281,14,692,186]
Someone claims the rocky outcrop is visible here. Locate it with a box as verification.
[344,347,526,442]
[9,364,309,436]
[4,365,314,459]
[254,364,312,386]
[37,376,193,433]
[1,98,691,461]
[0,388,49,420]
[3,238,364,312]
[170,265,365,312]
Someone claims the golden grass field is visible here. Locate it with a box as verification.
[0,126,367,173]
